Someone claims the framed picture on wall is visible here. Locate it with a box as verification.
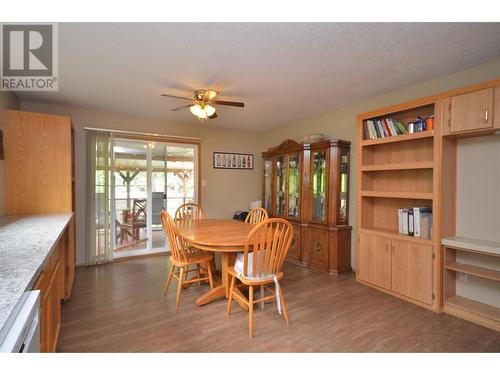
[213,152,254,170]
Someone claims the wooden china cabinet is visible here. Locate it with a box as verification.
[262,139,352,274]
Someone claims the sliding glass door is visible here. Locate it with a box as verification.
[111,138,198,256]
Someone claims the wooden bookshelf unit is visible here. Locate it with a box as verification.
[355,79,500,321]
[356,100,442,312]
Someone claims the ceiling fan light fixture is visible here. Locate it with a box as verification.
[204,104,216,117]
[190,104,207,119]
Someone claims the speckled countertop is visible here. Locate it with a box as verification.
[0,213,73,342]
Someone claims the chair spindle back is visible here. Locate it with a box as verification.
[174,203,206,222]
[245,207,269,224]
[242,218,293,278]
[160,210,188,262]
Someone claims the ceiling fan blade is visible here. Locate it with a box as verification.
[161,93,193,101]
[208,112,218,120]
[170,104,192,111]
[213,100,245,108]
[203,89,219,101]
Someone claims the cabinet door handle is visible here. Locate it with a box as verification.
[391,244,395,255]
[385,243,389,254]
[315,242,321,252]
[484,108,489,123]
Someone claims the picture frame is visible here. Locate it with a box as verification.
[213,152,254,170]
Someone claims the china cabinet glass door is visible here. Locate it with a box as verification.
[338,149,349,224]
[263,158,272,212]
[288,154,300,218]
[312,150,327,222]
[276,156,286,216]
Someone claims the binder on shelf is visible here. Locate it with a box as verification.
[401,209,409,235]
[408,208,414,236]
[414,207,421,238]
[420,207,432,239]
[398,208,403,234]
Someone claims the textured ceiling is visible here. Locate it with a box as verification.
[15,23,500,131]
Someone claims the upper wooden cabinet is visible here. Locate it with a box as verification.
[262,139,352,274]
[443,84,500,136]
[449,88,494,133]
[1,110,73,215]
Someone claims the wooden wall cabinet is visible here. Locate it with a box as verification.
[443,85,500,136]
[262,139,352,274]
[1,110,73,214]
[449,88,493,133]
[1,109,75,351]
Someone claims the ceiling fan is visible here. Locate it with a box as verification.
[161,88,244,121]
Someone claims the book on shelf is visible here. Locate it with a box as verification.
[408,208,414,236]
[398,206,432,239]
[364,115,434,140]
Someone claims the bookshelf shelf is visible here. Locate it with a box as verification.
[361,191,433,200]
[361,131,434,147]
[360,227,433,245]
[445,262,500,282]
[444,295,500,323]
[361,162,434,172]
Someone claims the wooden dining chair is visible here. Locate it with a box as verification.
[244,207,269,224]
[226,218,294,338]
[174,203,207,222]
[160,210,214,308]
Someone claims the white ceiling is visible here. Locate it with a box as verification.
[15,23,500,131]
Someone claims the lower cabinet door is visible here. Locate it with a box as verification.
[286,224,301,262]
[305,227,329,269]
[358,232,391,289]
[391,240,433,305]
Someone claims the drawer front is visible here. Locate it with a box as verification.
[305,227,329,269]
[286,224,301,262]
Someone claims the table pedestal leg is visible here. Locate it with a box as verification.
[195,252,248,311]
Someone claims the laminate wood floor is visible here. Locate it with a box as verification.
[58,256,500,352]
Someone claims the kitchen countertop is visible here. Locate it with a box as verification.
[0,213,73,342]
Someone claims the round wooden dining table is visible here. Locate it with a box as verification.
[176,218,255,309]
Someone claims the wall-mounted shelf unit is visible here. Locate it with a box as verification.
[442,236,500,332]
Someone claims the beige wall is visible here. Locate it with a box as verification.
[0,91,20,216]
[456,135,500,242]
[261,59,500,266]
[20,101,263,264]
